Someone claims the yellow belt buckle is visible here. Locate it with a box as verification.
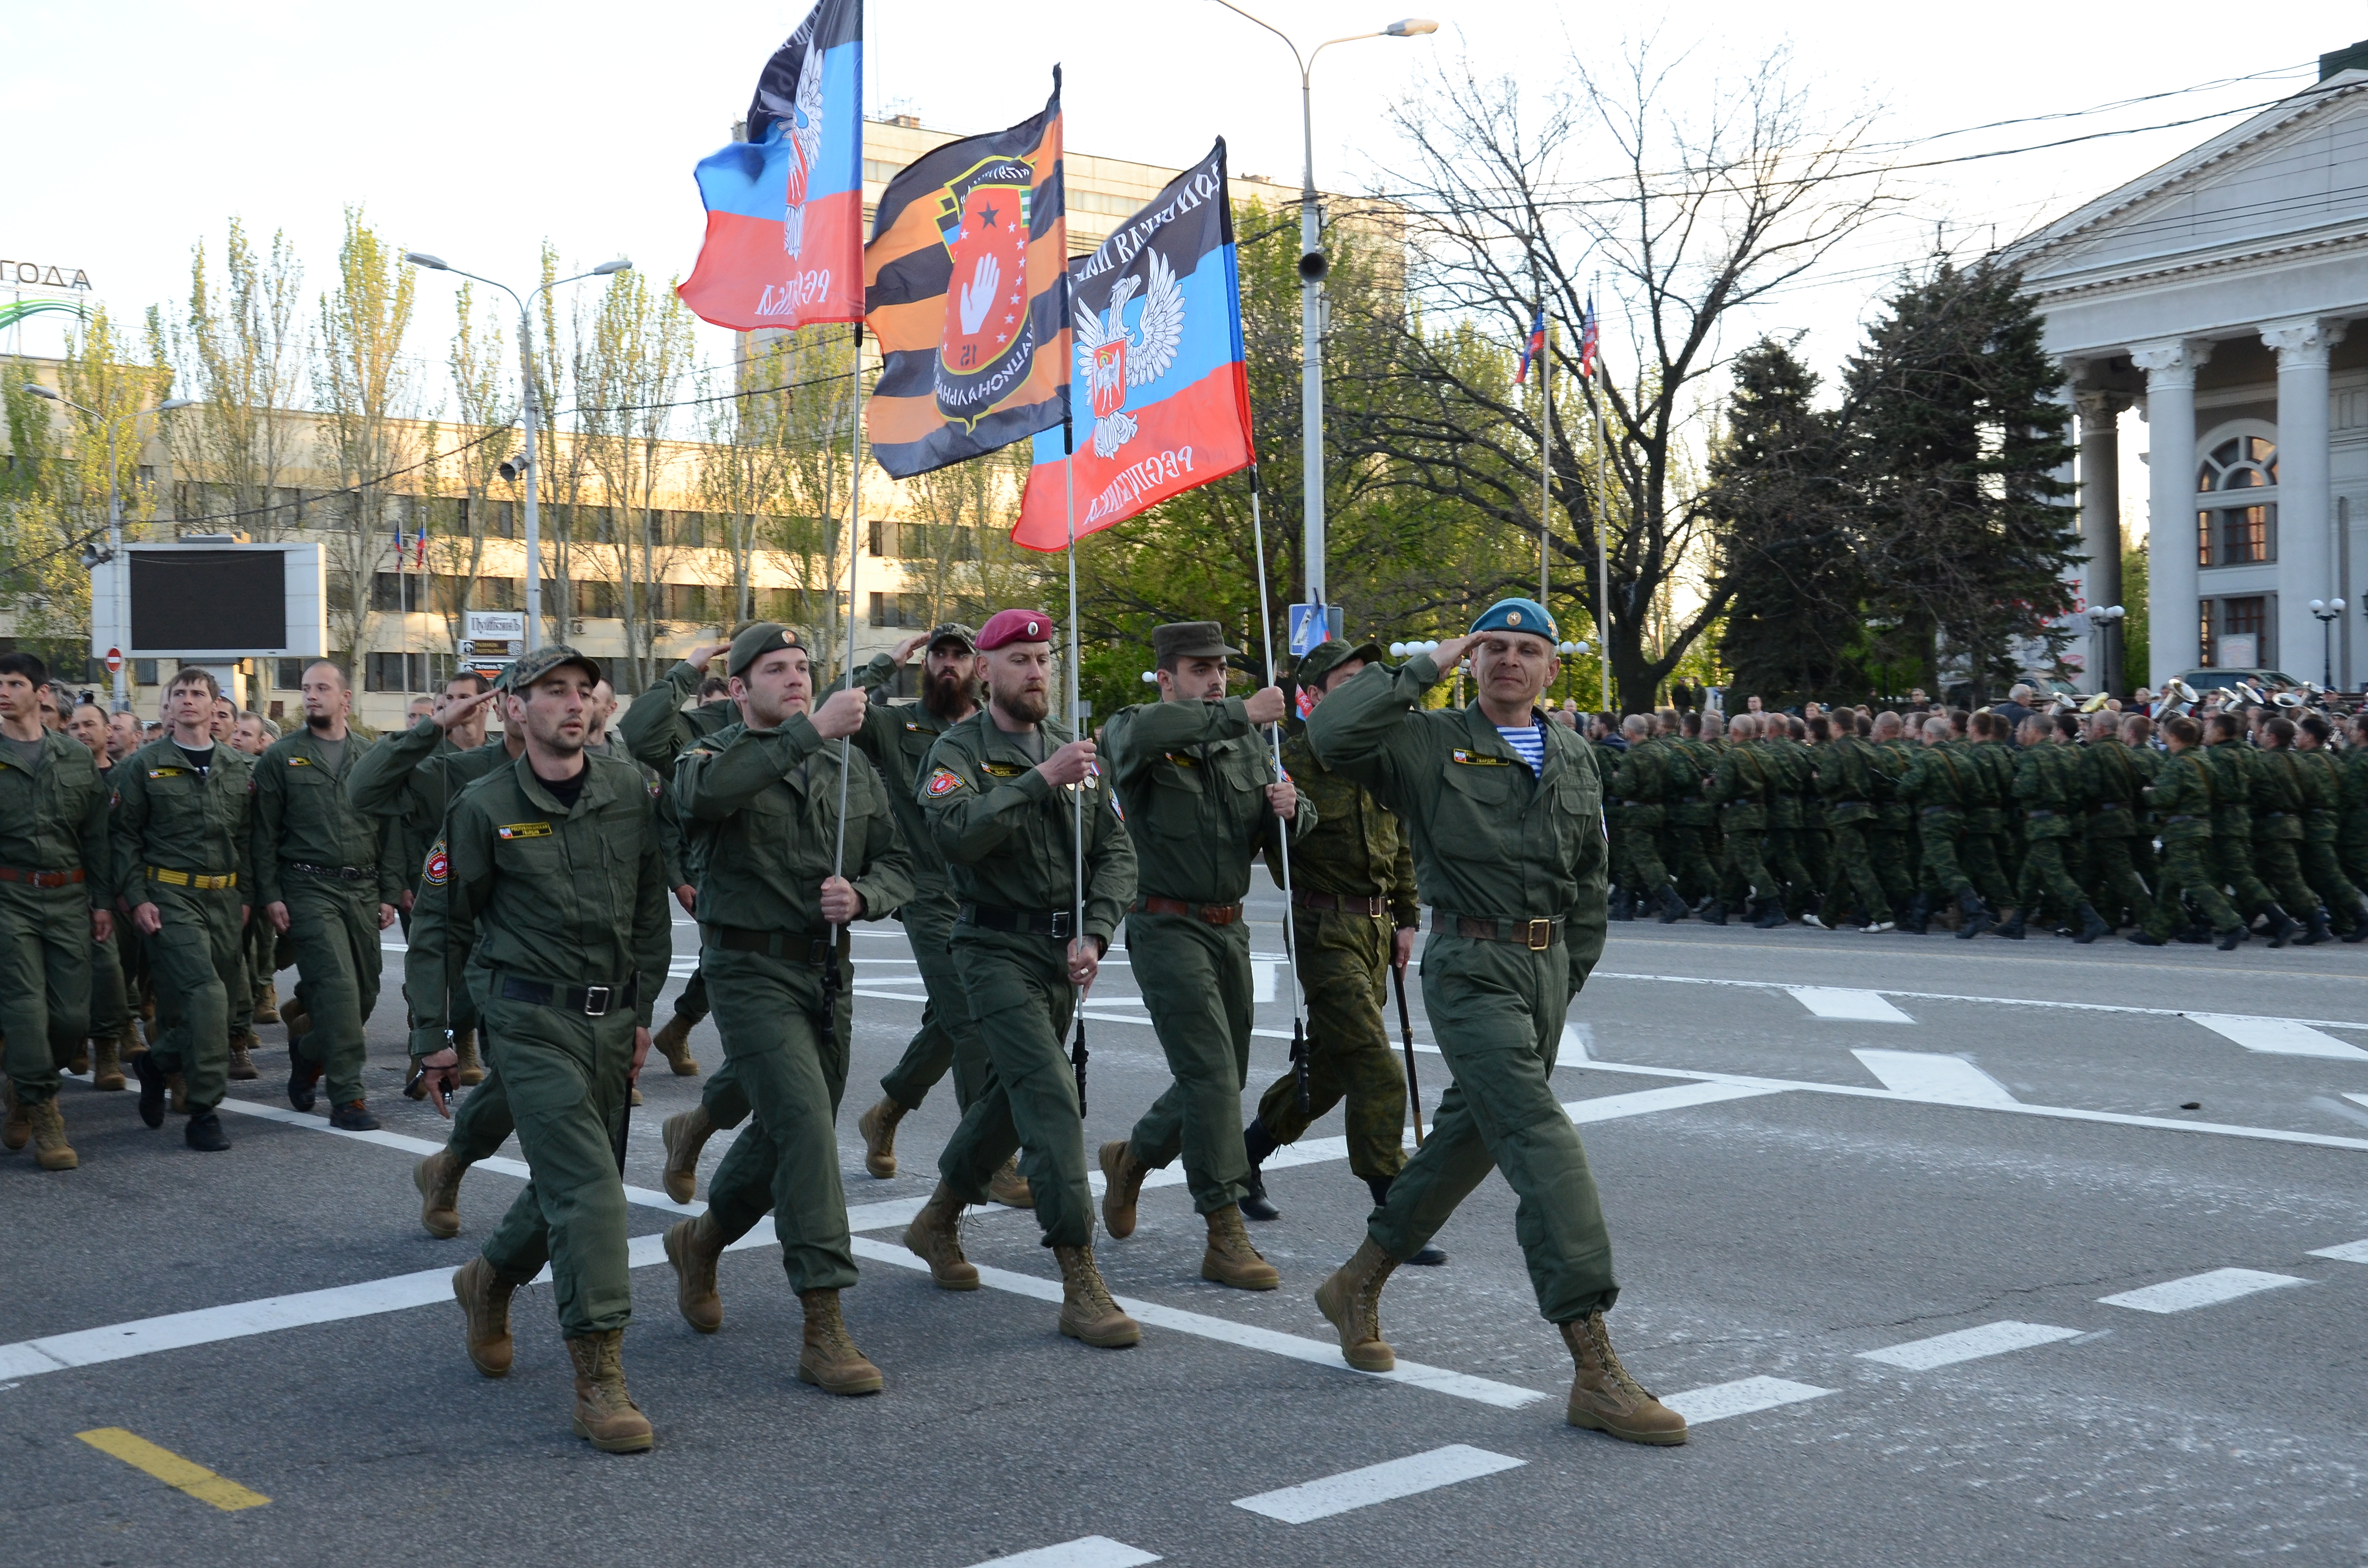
[1525,918,1552,950]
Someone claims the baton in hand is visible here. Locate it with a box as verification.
[1393,961,1424,1148]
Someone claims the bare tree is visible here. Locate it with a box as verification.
[160,220,306,539]
[428,281,517,649]
[576,270,695,692]
[764,324,862,669]
[313,207,420,672]
[694,336,797,627]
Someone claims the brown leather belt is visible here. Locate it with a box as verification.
[0,867,84,888]
[1292,889,1386,917]
[1133,896,1243,926]
[1431,910,1562,949]
[706,922,834,965]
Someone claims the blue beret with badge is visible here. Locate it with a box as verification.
[1467,597,1557,640]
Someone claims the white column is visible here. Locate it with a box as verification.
[2261,316,2345,679]
[2132,339,2212,685]
[2076,388,2130,688]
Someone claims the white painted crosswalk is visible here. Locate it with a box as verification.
[2307,1238,2368,1264]
[1232,1445,1526,1524]
[1858,1321,2084,1370]
[1789,987,1915,1023]
[964,1538,1160,1568]
[1850,1049,2020,1107]
[2100,1268,2311,1313]
[1660,1375,1833,1424]
[2185,1014,2368,1062]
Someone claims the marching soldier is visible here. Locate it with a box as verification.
[622,638,739,1079]
[2081,711,2158,936]
[1235,637,1439,1266]
[841,624,1031,1209]
[2292,715,2368,940]
[899,610,1141,1349]
[66,698,135,1093]
[1960,713,2019,922]
[1813,713,1892,931]
[661,623,914,1395]
[0,653,111,1170]
[409,645,673,1454]
[1610,715,1684,920]
[2340,714,2368,896]
[2201,712,2297,945]
[1901,714,1992,937]
[2135,715,2245,948]
[2252,717,2331,943]
[1098,621,1305,1292]
[1758,717,1815,926]
[1305,598,1686,1446]
[255,660,405,1130]
[113,667,255,1151]
[1664,712,1719,911]
[1869,711,1920,918]
[1705,713,1776,924]
[2004,714,2108,942]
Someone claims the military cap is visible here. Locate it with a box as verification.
[976,609,1055,650]
[726,620,802,678]
[925,621,978,653]
[1468,596,1557,641]
[1294,637,1384,692]
[505,644,602,690]
[1150,621,1239,664]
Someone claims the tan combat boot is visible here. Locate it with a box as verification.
[29,1099,77,1171]
[659,1104,715,1205]
[797,1289,884,1396]
[91,1034,126,1091]
[253,980,280,1025]
[1314,1237,1400,1372]
[664,1214,725,1334]
[1,1081,27,1152]
[1201,1203,1281,1290]
[1054,1243,1141,1348]
[1561,1311,1688,1446]
[1098,1139,1149,1238]
[453,1027,485,1087]
[228,1029,260,1081]
[988,1155,1034,1209]
[452,1255,518,1378]
[566,1330,654,1453]
[902,1182,978,1290]
[652,1013,699,1077]
[414,1149,467,1239]
[856,1097,904,1179]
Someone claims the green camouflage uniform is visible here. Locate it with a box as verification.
[2010,740,2088,923]
[1662,735,1719,903]
[2249,745,2322,921]
[0,730,110,1105]
[1902,740,1975,901]
[1609,737,1674,905]
[1961,739,2018,909]
[1759,732,1813,916]
[2081,737,2157,931]
[2145,749,2240,940]
[1816,731,1889,922]
[2201,737,2277,919]
[1872,735,1921,901]
[2338,743,2368,894]
[2291,743,2364,931]
[1705,736,1774,908]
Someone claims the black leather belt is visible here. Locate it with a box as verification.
[1293,889,1387,917]
[290,861,376,881]
[1431,911,1562,949]
[706,922,833,965]
[958,902,1072,939]
[1133,896,1242,925]
[499,974,638,1016]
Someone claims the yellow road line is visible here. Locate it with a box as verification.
[76,1428,270,1511]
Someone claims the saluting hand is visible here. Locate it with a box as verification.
[682,638,733,671]
[891,632,932,664]
[819,874,864,925]
[1038,738,1097,788]
[432,686,499,732]
[810,686,868,740]
[1426,634,1477,670]
[1244,686,1288,726]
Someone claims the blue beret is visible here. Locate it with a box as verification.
[1468,597,1557,640]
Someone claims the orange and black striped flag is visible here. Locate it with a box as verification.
[863,70,1067,479]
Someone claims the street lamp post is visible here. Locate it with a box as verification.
[1209,4,1435,616]
[24,383,196,711]
[2309,598,2346,689]
[2088,603,2126,697]
[402,253,630,649]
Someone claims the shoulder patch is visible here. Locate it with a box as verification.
[1451,749,1511,766]
[496,821,553,839]
[423,838,450,886]
[925,767,965,798]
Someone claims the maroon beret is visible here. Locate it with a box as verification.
[976,609,1055,650]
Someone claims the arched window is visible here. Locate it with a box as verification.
[2195,421,2278,567]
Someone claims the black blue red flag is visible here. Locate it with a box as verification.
[1011,138,1254,550]
[1579,295,1601,379]
[678,0,865,331]
[1515,306,1546,385]
[863,72,1067,479]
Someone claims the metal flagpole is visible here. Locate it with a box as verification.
[1591,272,1611,713]
[1063,410,1091,1112]
[1246,470,1309,1113]
[1538,298,1553,610]
[833,323,865,878]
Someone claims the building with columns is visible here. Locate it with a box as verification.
[2009,45,2368,692]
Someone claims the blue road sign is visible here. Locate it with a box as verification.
[1289,603,1344,657]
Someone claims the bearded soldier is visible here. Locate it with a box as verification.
[1307,598,1686,1447]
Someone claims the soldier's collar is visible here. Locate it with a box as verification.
[514,752,612,814]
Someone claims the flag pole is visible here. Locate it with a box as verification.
[1246,468,1309,1114]
[1538,296,1553,612]
[1062,403,1091,1112]
[833,322,864,880]
[1591,272,1611,714]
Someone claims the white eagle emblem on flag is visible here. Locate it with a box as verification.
[781,41,826,260]
[1073,247,1184,459]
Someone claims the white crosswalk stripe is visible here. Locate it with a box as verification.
[962,1538,1160,1568]
[2100,1268,2311,1313]
[1661,1375,1833,1424]
[1858,1321,2084,1370]
[1233,1445,1526,1524]
[1789,986,1915,1022]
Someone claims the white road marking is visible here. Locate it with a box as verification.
[963,1537,1159,1568]
[2346,1093,2368,1110]
[1566,1081,1786,1122]
[1660,1375,1833,1424]
[1858,1321,2084,1370]
[1232,1444,1526,1524]
[1253,959,1279,1004]
[2099,1268,2311,1313]
[1851,1050,2020,1108]
[1596,970,2368,1036]
[2307,1237,2368,1263]
[1789,987,1915,1023]
[848,1239,1546,1408]
[2185,1014,2368,1062]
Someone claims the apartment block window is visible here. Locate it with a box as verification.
[575,579,619,619]
[364,652,431,692]
[370,572,425,612]
[2201,594,2271,669]
[868,519,902,558]
[868,591,928,628]
[2195,432,2279,566]
[274,658,305,689]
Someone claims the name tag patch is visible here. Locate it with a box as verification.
[496,821,553,839]
[925,768,965,798]
[980,761,1024,779]
[287,757,312,767]
[147,767,190,779]
[1452,750,1511,766]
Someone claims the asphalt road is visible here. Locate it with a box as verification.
[7,889,2367,1566]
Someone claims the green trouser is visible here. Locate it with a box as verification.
[144,881,243,1114]
[1618,809,1673,893]
[234,909,276,1034]
[2016,836,2085,923]
[476,988,637,1336]
[2252,836,2317,920]
[446,1024,748,1167]
[1764,825,1811,914]
[0,881,93,1104]
[1665,824,1717,903]
[2208,834,2275,919]
[938,930,1092,1248]
[1123,910,1255,1217]
[1251,908,1406,1182]
[2084,836,2156,931]
[666,963,711,1027]
[1865,826,1917,912]
[1802,828,1834,907]
[700,943,858,1292]
[1961,831,2014,908]
[1604,818,1635,896]
[90,917,129,1037]
[1827,821,1888,921]
[2340,833,2368,898]
[878,892,989,1114]
[1369,933,1616,1323]
[1721,811,1771,904]
[282,874,383,1108]
[2148,833,2240,938]
[1917,808,1971,898]
[2301,837,2363,928]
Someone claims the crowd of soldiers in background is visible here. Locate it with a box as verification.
[1568,681,2368,950]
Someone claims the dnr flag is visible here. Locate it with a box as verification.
[863,72,1066,479]
[1011,138,1254,551]
[677,0,864,331]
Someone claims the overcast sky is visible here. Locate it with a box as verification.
[7,0,2362,457]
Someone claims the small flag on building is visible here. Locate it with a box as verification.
[1515,306,1546,385]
